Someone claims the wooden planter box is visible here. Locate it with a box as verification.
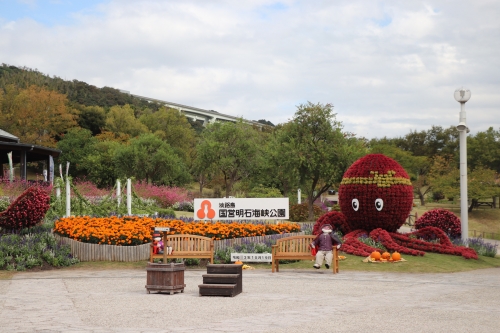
[145,262,186,294]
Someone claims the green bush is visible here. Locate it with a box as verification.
[248,185,283,198]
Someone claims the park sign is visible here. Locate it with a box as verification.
[231,253,272,262]
[193,198,289,220]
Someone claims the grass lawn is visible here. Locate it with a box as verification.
[1,252,498,280]
[263,252,500,273]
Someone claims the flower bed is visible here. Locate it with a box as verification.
[53,216,301,246]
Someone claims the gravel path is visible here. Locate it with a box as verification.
[1,267,499,333]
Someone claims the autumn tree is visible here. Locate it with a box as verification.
[0,85,77,147]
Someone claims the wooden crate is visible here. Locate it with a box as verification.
[145,262,186,294]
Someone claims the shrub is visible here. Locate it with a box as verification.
[0,226,79,271]
[452,237,498,258]
[0,197,10,211]
[171,201,194,212]
[0,186,51,230]
[289,203,323,222]
[133,181,190,208]
[415,209,461,238]
[247,185,283,198]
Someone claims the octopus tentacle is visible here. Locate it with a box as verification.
[340,229,381,257]
[369,229,424,256]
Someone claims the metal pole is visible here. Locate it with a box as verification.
[297,189,301,204]
[127,178,132,215]
[459,102,468,242]
[66,177,71,217]
[117,180,121,207]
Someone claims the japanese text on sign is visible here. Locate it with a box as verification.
[194,198,289,220]
[231,253,272,262]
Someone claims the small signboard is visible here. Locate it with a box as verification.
[231,253,272,262]
[154,227,170,232]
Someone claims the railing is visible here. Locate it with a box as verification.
[471,230,500,241]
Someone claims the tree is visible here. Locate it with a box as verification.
[428,156,499,211]
[80,140,122,188]
[263,124,300,198]
[369,143,432,205]
[114,133,190,186]
[274,102,365,220]
[467,166,499,212]
[56,128,97,177]
[0,85,77,147]
[105,104,149,138]
[77,105,106,136]
[468,127,500,173]
[195,121,262,197]
[139,106,196,162]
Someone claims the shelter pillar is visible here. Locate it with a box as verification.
[20,150,27,180]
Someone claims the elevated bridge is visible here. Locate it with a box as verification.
[124,91,267,128]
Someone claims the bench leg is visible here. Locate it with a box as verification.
[332,248,339,274]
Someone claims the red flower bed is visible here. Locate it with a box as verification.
[0,186,50,230]
[415,209,461,238]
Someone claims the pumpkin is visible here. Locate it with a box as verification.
[381,252,391,260]
[391,252,401,261]
[370,251,381,261]
[235,260,243,265]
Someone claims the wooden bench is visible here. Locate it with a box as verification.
[474,201,494,208]
[150,234,214,264]
[271,235,339,274]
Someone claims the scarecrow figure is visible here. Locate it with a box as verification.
[310,224,342,269]
[152,232,164,254]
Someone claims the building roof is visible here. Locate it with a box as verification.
[0,129,20,143]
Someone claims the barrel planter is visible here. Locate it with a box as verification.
[145,262,186,294]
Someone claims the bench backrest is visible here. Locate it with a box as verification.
[275,235,316,254]
[166,234,213,252]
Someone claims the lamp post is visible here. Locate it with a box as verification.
[454,87,471,242]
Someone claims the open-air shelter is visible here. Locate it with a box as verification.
[0,129,60,183]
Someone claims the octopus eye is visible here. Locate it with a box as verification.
[375,198,384,211]
[351,198,359,211]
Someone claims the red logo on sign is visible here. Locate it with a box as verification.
[197,200,216,219]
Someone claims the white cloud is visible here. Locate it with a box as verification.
[0,0,499,139]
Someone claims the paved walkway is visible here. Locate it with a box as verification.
[1,267,499,333]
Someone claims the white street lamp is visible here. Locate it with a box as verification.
[454,87,471,242]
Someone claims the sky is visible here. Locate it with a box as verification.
[1,0,499,139]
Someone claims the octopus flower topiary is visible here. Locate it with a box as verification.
[314,153,477,259]
[338,154,413,233]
